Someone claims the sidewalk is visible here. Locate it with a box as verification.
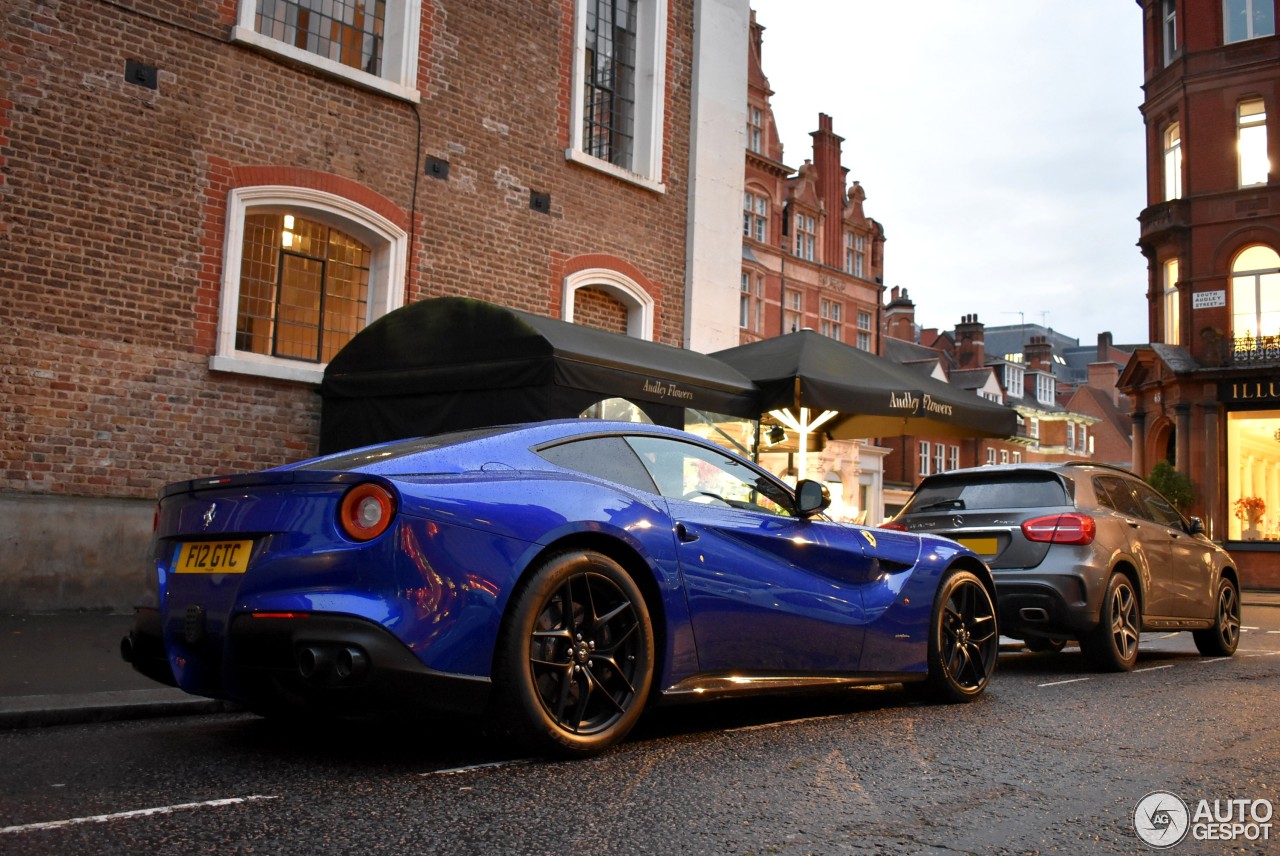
[4,592,1280,730]
[0,611,234,729]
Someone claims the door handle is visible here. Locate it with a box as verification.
[676,522,699,543]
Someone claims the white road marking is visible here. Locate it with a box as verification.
[1266,630,1280,635]
[1200,657,1232,664]
[1038,677,1093,688]
[1134,664,1175,673]
[0,795,279,835]
[1242,626,1260,631]
[421,760,533,777]
[726,713,849,733]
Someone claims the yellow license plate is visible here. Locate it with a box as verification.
[175,540,253,574]
[957,537,999,556]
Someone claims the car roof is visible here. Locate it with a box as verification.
[921,461,1138,479]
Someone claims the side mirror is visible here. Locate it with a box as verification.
[795,479,831,518]
[1187,516,1205,536]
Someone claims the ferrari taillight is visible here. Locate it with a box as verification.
[1021,513,1096,545]
[339,483,396,541]
[879,521,908,531]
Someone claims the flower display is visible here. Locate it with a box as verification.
[1234,496,1266,521]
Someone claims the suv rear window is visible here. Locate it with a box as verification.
[904,472,1072,512]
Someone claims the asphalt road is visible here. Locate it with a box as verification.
[3,608,1279,855]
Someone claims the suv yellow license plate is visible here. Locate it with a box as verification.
[957,537,998,556]
[175,540,253,574]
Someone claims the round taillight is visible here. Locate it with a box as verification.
[339,483,396,541]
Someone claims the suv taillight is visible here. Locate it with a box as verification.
[1021,513,1096,545]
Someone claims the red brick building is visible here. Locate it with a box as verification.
[0,0,749,609]
[738,12,890,521]
[1127,0,1280,586]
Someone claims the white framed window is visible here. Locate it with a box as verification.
[568,0,667,191]
[563,267,655,340]
[743,192,768,242]
[986,448,997,466]
[855,234,865,278]
[843,232,855,274]
[1000,449,1010,464]
[1029,417,1040,440]
[747,107,763,154]
[793,211,816,261]
[1238,99,1269,187]
[1078,426,1087,455]
[948,445,959,471]
[1035,374,1055,405]
[855,311,872,351]
[1012,451,1022,464]
[934,444,945,475]
[1163,0,1178,65]
[213,186,407,384]
[1224,0,1275,43]
[1067,422,1076,452]
[820,299,842,341]
[919,441,930,477]
[739,272,763,332]
[1230,244,1280,341]
[784,290,802,333]
[1164,258,1180,345]
[232,0,422,102]
[1164,122,1182,200]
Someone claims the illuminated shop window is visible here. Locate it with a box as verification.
[1226,409,1280,541]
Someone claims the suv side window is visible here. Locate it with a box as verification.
[1130,480,1184,528]
[1095,476,1144,518]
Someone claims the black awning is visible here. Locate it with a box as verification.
[319,297,760,452]
[713,330,1018,440]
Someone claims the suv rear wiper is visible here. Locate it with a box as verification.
[914,498,965,512]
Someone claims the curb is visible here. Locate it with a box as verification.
[0,689,240,730]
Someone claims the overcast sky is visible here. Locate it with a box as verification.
[748,0,1151,346]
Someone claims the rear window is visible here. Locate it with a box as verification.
[298,426,516,471]
[904,472,1072,513]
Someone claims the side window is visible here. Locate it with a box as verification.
[1131,481,1184,528]
[1096,477,1144,518]
[537,437,658,494]
[624,437,795,516]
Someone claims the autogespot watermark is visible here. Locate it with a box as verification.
[1134,791,1273,848]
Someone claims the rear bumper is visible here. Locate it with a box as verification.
[994,576,1099,639]
[224,613,492,717]
[126,610,491,717]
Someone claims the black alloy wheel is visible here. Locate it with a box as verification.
[1193,577,1241,657]
[1082,573,1141,671]
[912,568,998,702]
[494,550,653,757]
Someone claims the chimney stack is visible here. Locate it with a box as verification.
[955,313,986,367]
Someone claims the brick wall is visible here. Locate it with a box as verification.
[2,0,694,501]
[1,0,697,608]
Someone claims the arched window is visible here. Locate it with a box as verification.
[562,268,655,340]
[1163,122,1182,200]
[1163,257,1180,345]
[1230,245,1280,344]
[213,186,407,383]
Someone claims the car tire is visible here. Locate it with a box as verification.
[909,567,998,703]
[1081,573,1140,672]
[1193,577,1241,657]
[1025,637,1067,654]
[492,549,654,758]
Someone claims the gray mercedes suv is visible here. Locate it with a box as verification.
[883,462,1240,671]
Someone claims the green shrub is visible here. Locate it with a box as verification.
[1147,460,1195,512]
